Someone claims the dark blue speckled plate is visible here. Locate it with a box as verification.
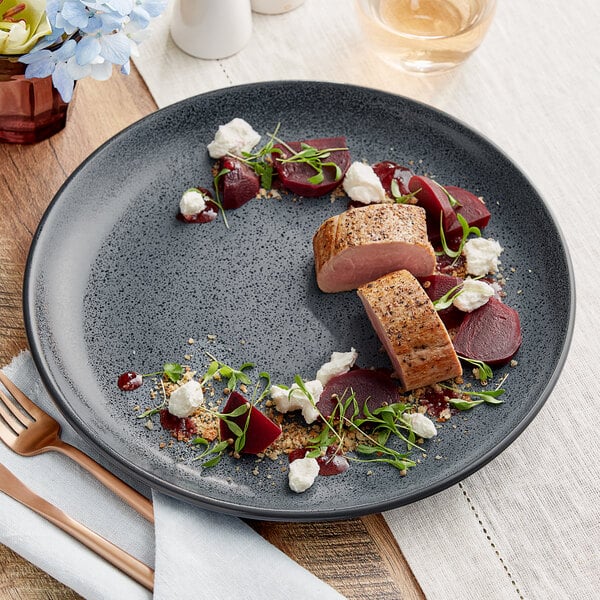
[24,81,574,521]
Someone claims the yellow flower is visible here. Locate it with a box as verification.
[0,0,52,54]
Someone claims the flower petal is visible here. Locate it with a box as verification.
[75,35,101,65]
[98,31,131,64]
[52,61,75,102]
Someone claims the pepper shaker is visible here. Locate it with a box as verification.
[170,0,253,59]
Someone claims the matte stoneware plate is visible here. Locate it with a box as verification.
[24,81,574,521]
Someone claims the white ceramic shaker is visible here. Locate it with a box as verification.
[170,0,253,59]
[251,0,306,14]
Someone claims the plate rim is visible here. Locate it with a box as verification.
[23,80,576,521]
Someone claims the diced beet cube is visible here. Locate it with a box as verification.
[218,156,260,209]
[219,391,282,454]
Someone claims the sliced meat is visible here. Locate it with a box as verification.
[357,270,463,391]
[313,204,436,293]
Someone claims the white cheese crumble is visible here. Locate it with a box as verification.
[453,278,495,312]
[342,161,387,205]
[315,348,358,385]
[463,237,503,276]
[402,412,437,439]
[168,379,204,418]
[179,188,208,216]
[288,456,320,493]
[206,117,261,159]
[270,380,322,424]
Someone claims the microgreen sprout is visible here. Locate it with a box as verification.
[433,282,464,311]
[230,123,283,189]
[202,353,254,391]
[391,181,421,204]
[438,212,481,263]
[275,139,348,185]
[212,168,231,228]
[442,374,507,411]
[438,183,461,208]
[458,356,494,383]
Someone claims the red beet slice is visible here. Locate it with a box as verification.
[452,297,522,366]
[273,136,351,197]
[219,391,282,454]
[409,175,459,236]
[444,185,491,238]
[317,368,401,419]
[419,274,465,329]
[372,161,414,197]
[288,446,349,476]
[218,156,260,209]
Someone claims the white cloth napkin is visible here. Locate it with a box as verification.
[0,351,346,599]
[130,0,600,598]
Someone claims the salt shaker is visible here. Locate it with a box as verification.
[170,0,253,59]
[251,0,306,14]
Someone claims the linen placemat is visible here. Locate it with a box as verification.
[131,0,600,598]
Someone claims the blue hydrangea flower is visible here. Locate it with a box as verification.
[20,0,167,102]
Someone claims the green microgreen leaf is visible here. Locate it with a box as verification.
[438,212,481,263]
[391,181,421,204]
[459,356,494,382]
[276,140,348,184]
[163,362,184,383]
[212,168,230,229]
[433,282,464,311]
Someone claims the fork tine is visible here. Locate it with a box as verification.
[0,371,42,421]
[0,388,26,435]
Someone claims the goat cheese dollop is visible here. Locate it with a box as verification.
[288,456,320,493]
[453,278,495,312]
[206,118,261,159]
[342,162,387,205]
[168,379,204,418]
[270,380,322,424]
[402,412,437,439]
[463,237,503,277]
[179,188,208,216]
[316,348,358,385]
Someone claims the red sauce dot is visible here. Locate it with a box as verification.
[118,371,143,391]
[159,409,197,436]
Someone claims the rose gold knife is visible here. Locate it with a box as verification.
[0,463,154,591]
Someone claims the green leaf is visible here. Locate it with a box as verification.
[163,363,184,383]
[201,455,222,468]
[191,437,209,446]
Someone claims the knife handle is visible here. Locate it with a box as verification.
[0,464,154,591]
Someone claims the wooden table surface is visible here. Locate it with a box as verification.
[0,67,424,600]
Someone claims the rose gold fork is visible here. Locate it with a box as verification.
[0,370,154,523]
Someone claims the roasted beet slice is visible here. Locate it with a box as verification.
[444,185,491,238]
[219,391,282,454]
[218,156,260,209]
[452,298,522,366]
[317,368,401,419]
[420,274,465,329]
[372,161,414,197]
[273,136,351,197]
[409,175,459,235]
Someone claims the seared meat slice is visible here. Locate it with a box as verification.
[313,204,435,293]
[358,269,462,391]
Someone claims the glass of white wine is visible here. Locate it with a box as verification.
[355,0,497,73]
